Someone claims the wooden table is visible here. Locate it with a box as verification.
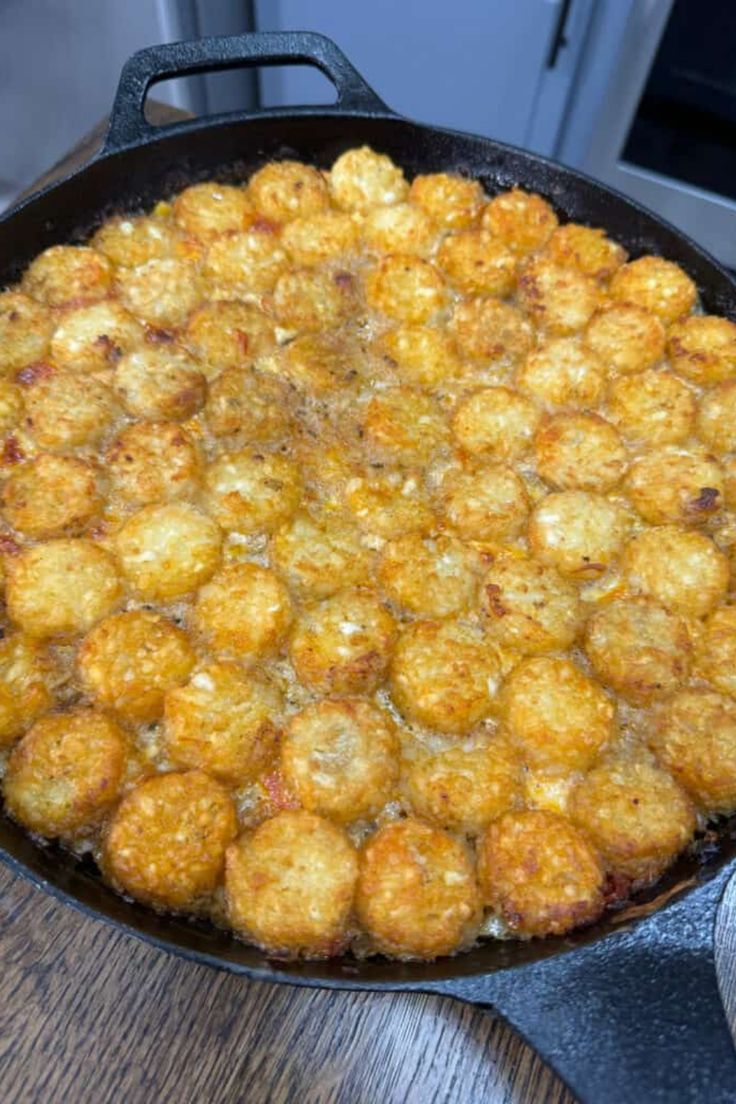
[2,107,736,1104]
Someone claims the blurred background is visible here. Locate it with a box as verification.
[2,0,735,265]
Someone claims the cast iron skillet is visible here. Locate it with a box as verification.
[2,32,736,1104]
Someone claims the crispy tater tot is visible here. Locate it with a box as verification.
[2,454,101,539]
[103,770,237,910]
[650,688,736,815]
[22,245,112,307]
[50,301,144,375]
[356,818,480,958]
[517,338,605,408]
[0,292,53,375]
[584,597,692,706]
[528,491,630,579]
[362,204,435,257]
[534,412,627,491]
[621,526,728,618]
[249,160,329,222]
[364,255,446,324]
[105,422,201,506]
[0,634,55,748]
[283,699,399,823]
[204,449,301,534]
[477,809,604,936]
[437,460,529,541]
[481,188,558,254]
[608,369,696,447]
[694,606,736,699]
[115,502,222,602]
[184,301,275,377]
[543,223,627,281]
[610,255,696,324]
[584,303,665,374]
[377,325,463,387]
[172,182,254,240]
[518,256,600,335]
[283,210,360,266]
[271,509,373,600]
[78,610,195,722]
[4,709,128,836]
[226,811,358,956]
[500,656,615,771]
[624,446,724,526]
[359,386,449,466]
[404,738,522,835]
[409,172,484,229]
[390,618,500,734]
[570,758,695,882]
[329,147,408,213]
[117,257,202,328]
[437,230,517,297]
[696,380,736,454]
[192,562,292,659]
[482,553,582,655]
[164,662,280,785]
[452,386,541,461]
[22,367,117,452]
[377,531,478,618]
[667,315,736,385]
[449,297,534,363]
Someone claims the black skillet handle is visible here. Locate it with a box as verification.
[441,863,736,1104]
[103,31,392,154]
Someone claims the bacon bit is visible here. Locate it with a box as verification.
[89,523,108,541]
[0,535,21,557]
[334,271,354,289]
[250,217,280,235]
[146,327,176,345]
[16,361,54,386]
[234,329,250,355]
[688,486,720,513]
[485,582,507,618]
[262,770,300,813]
[8,310,20,323]
[603,871,632,907]
[2,436,24,465]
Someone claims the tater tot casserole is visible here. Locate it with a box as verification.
[2,147,736,961]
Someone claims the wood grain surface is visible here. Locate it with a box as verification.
[1,104,735,1104]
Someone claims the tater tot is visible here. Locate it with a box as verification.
[270,509,372,599]
[624,446,724,526]
[172,182,254,240]
[78,610,195,722]
[282,210,360,266]
[22,245,112,307]
[452,386,540,461]
[570,758,695,882]
[528,491,630,579]
[437,230,517,297]
[226,811,358,955]
[409,172,484,229]
[0,292,53,375]
[117,257,202,328]
[362,203,435,256]
[482,553,582,655]
[344,469,436,540]
[105,422,201,506]
[0,634,55,747]
[359,386,449,465]
[534,412,627,491]
[650,688,736,814]
[184,300,276,378]
[283,699,399,823]
[204,449,301,534]
[7,539,121,637]
[390,618,499,734]
[114,344,206,422]
[477,809,604,937]
[449,298,534,363]
[22,366,117,452]
[481,188,558,254]
[607,369,696,446]
[621,526,728,618]
[356,818,480,958]
[377,325,462,387]
[584,597,691,705]
[192,562,291,658]
[115,502,222,602]
[543,223,627,281]
[4,709,128,836]
[2,454,101,538]
[437,460,529,541]
[584,303,665,374]
[164,662,280,784]
[405,738,522,834]
[500,656,615,771]
[273,267,357,332]
[203,225,288,296]
[517,337,605,408]
[248,160,329,222]
[364,255,446,324]
[518,257,600,335]
[204,366,292,441]
[289,587,396,697]
[378,531,478,617]
[610,255,696,324]
[50,301,144,375]
[103,770,237,910]
[667,315,736,385]
[329,147,408,213]
[694,606,736,698]
[92,214,178,267]
[696,380,736,453]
